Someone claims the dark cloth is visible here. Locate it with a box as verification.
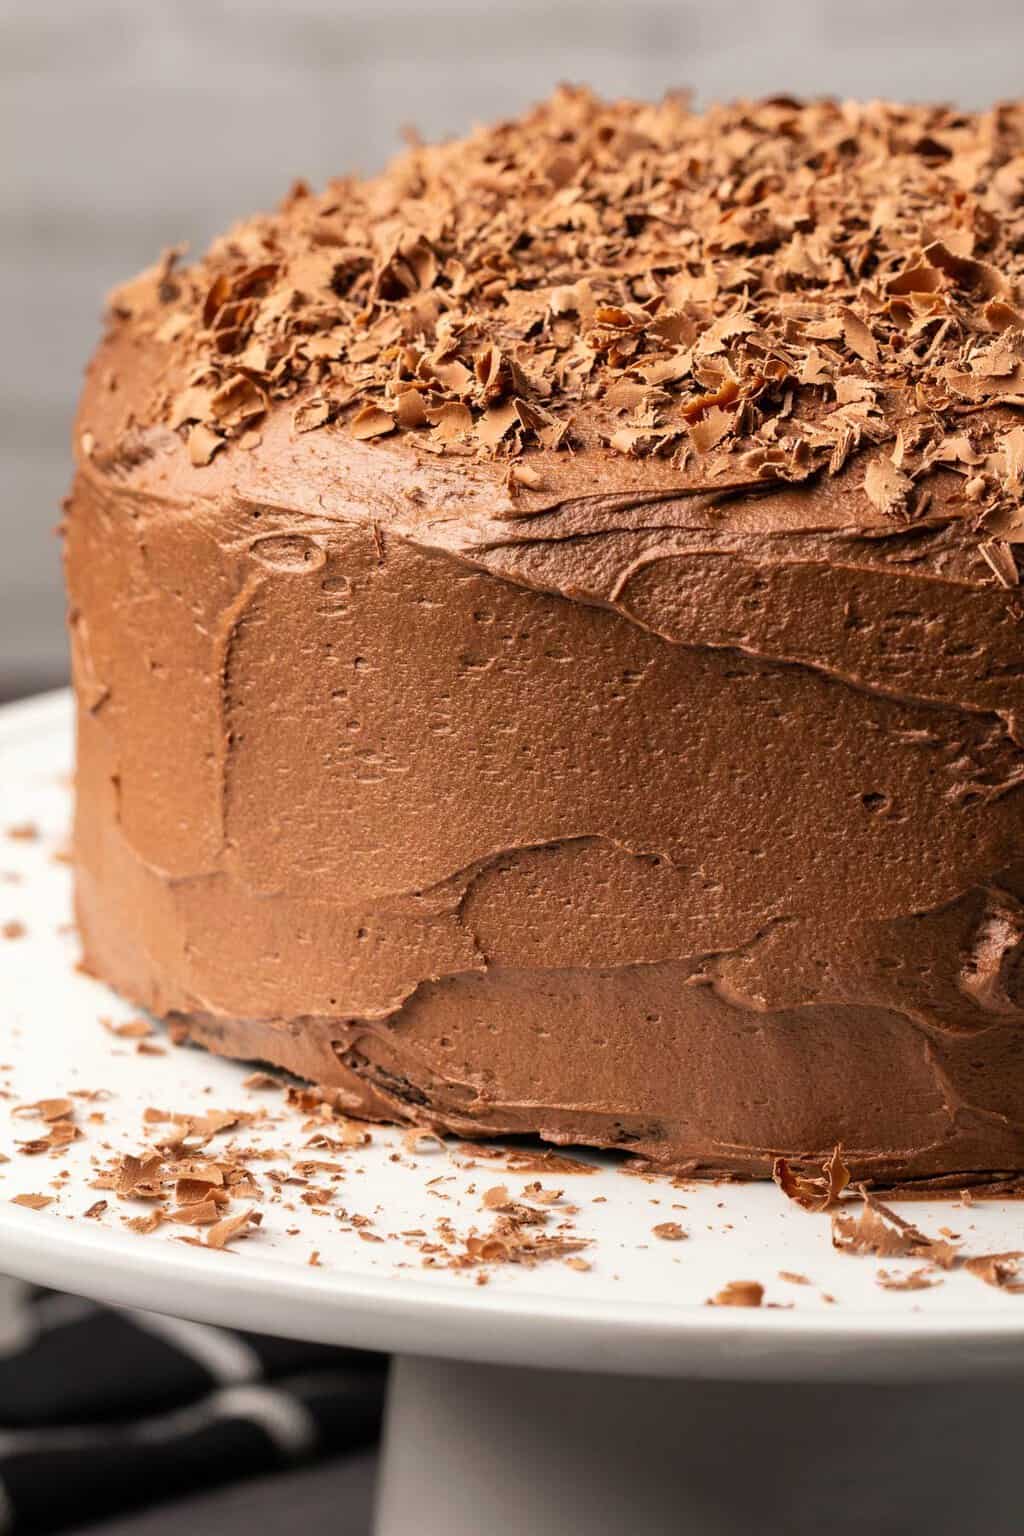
[69,1454,378,1536]
[0,1284,386,1535]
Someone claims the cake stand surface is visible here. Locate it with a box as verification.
[3,690,1024,1534]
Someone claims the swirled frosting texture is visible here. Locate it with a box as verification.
[65,91,1024,1178]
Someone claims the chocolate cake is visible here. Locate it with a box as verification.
[65,89,1024,1181]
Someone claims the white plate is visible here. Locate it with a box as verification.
[2,690,1024,1381]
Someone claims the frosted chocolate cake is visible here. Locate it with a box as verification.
[65,89,1024,1180]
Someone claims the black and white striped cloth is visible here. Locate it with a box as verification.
[0,1281,386,1534]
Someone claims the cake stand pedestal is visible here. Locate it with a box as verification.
[3,692,1024,1535]
[378,1358,752,1536]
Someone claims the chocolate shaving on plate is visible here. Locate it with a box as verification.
[772,1145,850,1211]
[708,1280,764,1308]
[115,1153,165,1198]
[205,1208,262,1250]
[12,1098,75,1123]
[963,1252,1024,1292]
[831,1192,960,1269]
[102,1017,153,1039]
[6,823,39,841]
[876,1266,941,1291]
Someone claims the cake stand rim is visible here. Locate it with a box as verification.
[4,1196,1024,1381]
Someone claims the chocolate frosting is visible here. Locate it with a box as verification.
[65,90,1024,1179]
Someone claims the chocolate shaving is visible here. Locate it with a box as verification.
[402,1128,445,1154]
[12,1097,81,1158]
[186,423,225,468]
[170,1199,222,1226]
[124,1210,165,1234]
[521,1181,562,1205]
[963,1252,1024,1292]
[978,540,1019,588]
[293,395,334,434]
[115,1152,164,1198]
[831,1192,959,1268]
[923,240,1006,300]
[95,88,1024,579]
[13,1098,75,1122]
[1002,425,1024,490]
[772,1145,849,1212]
[465,1145,596,1175]
[461,1227,589,1266]
[103,1017,153,1040]
[205,1208,261,1248]
[350,405,395,441]
[876,1266,941,1291]
[6,822,39,841]
[837,306,879,365]
[175,1176,228,1207]
[863,456,914,519]
[242,1071,282,1091]
[708,1280,764,1308]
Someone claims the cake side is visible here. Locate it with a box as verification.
[64,90,1024,1178]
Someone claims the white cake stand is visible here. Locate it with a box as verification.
[3,691,1024,1535]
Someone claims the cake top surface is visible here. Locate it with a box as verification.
[92,87,1024,571]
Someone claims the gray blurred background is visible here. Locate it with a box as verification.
[3,0,1024,699]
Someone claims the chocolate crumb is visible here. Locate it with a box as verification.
[6,823,39,842]
[708,1280,764,1308]
[876,1266,941,1291]
[242,1071,281,1091]
[964,1252,1024,1292]
[102,1017,153,1040]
